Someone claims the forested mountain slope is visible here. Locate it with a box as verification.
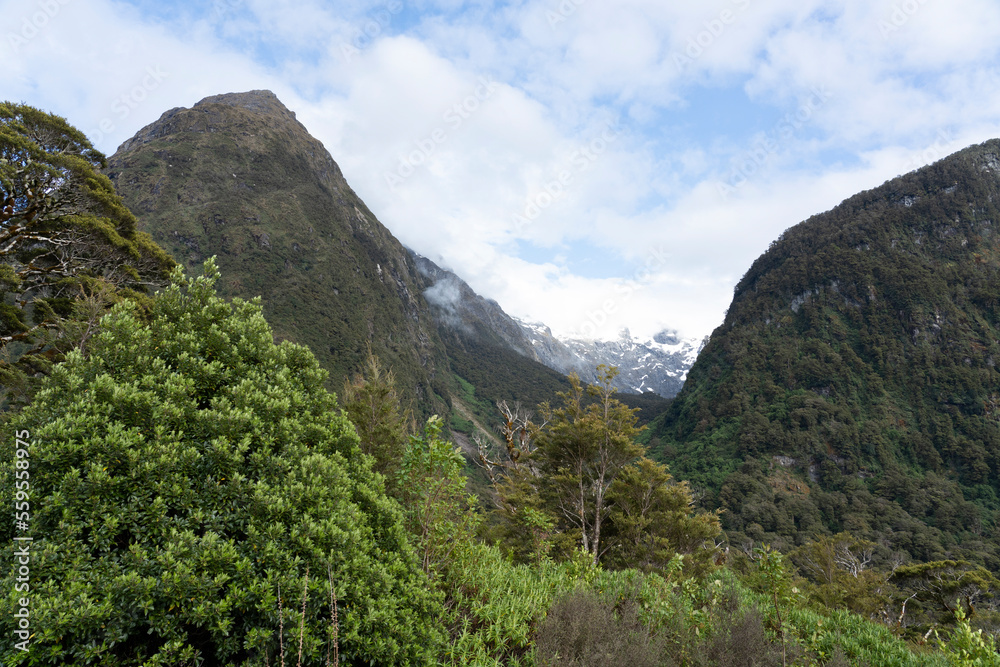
[648,139,1000,571]
[107,91,456,412]
[105,91,631,422]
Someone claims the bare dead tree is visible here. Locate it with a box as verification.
[475,399,543,486]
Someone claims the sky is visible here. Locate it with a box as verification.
[4,0,1000,341]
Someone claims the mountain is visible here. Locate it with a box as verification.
[411,252,671,426]
[106,90,453,414]
[411,251,538,359]
[103,90,666,428]
[647,139,1000,572]
[411,252,700,398]
[516,321,705,397]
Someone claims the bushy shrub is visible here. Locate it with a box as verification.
[0,261,443,665]
[701,604,784,667]
[936,608,1000,666]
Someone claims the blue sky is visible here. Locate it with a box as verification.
[4,0,1000,340]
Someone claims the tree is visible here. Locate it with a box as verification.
[480,367,722,572]
[397,415,480,576]
[535,366,645,565]
[892,560,1000,629]
[475,400,559,564]
[604,456,721,577]
[0,102,174,403]
[0,260,443,666]
[791,533,890,618]
[340,346,412,495]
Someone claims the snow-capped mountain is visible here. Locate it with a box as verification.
[516,321,706,397]
[411,251,703,398]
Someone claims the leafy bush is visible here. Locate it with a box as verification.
[936,608,1000,666]
[0,260,443,665]
[398,415,480,576]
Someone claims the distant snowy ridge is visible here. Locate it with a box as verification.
[516,320,706,398]
[411,250,704,398]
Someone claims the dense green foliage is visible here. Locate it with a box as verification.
[0,261,442,665]
[398,415,480,576]
[0,102,174,404]
[649,140,1000,575]
[443,332,571,413]
[434,537,952,666]
[478,368,722,576]
[4,95,996,665]
[340,349,412,494]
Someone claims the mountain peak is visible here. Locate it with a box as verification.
[651,137,1000,565]
[194,90,297,122]
[115,90,303,155]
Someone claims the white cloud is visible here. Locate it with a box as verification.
[5,0,1000,341]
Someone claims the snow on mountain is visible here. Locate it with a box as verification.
[516,320,706,398]
[411,252,704,398]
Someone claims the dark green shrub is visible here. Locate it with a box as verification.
[702,605,784,667]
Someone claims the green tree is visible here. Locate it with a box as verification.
[604,456,722,577]
[340,346,412,495]
[0,260,442,665]
[534,366,645,566]
[475,400,560,564]
[0,102,173,404]
[398,415,480,576]
[792,533,892,618]
[480,368,721,572]
[892,560,1000,629]
[747,544,799,667]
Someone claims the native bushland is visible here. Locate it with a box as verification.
[0,261,443,666]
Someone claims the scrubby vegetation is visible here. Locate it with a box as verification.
[0,262,443,665]
[3,105,999,665]
[6,259,988,665]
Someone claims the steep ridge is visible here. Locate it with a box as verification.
[649,139,1000,571]
[106,90,453,412]
[411,251,538,359]
[413,251,700,398]
[105,90,653,424]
